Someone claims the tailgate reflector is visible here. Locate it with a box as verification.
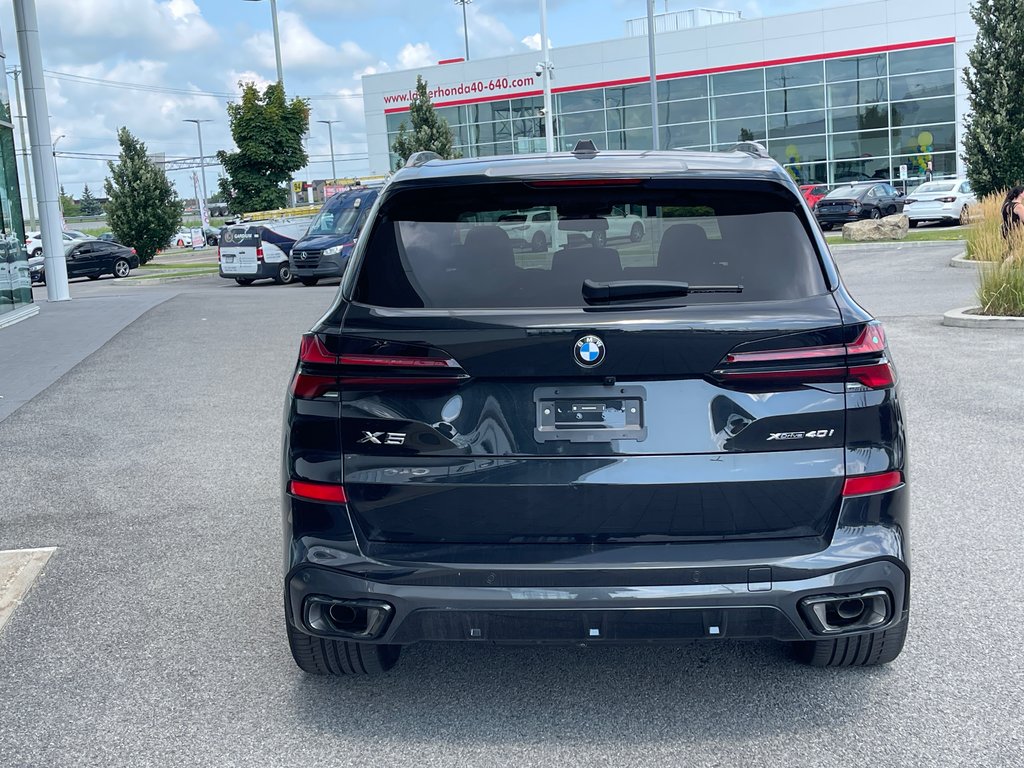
[289,480,347,503]
[842,471,902,496]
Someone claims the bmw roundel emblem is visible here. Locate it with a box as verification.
[574,335,605,368]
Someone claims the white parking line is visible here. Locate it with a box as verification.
[0,547,57,634]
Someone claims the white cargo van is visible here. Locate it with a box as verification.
[218,217,314,285]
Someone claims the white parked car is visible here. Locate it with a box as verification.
[25,229,88,257]
[170,230,193,248]
[498,208,557,252]
[904,179,976,227]
[596,205,646,245]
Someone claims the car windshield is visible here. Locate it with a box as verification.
[913,182,957,194]
[353,180,826,309]
[307,204,362,236]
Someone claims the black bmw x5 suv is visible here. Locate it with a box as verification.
[282,144,909,675]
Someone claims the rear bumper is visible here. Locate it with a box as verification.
[284,485,910,646]
[286,557,908,644]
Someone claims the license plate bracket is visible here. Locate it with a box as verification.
[534,385,647,443]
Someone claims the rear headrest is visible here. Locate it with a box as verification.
[551,247,622,280]
[658,223,710,267]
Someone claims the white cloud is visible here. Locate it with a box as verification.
[466,9,522,57]
[36,0,217,55]
[242,11,375,75]
[524,33,557,51]
[397,43,438,70]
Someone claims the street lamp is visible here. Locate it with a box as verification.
[242,0,284,86]
[454,0,472,61]
[183,118,212,221]
[316,119,342,183]
[52,133,66,217]
[538,0,554,152]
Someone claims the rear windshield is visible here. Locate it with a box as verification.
[824,185,863,199]
[353,180,826,309]
[912,182,956,194]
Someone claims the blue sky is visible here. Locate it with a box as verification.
[1,0,845,201]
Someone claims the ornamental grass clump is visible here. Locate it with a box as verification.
[968,193,1024,316]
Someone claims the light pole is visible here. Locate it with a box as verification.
[242,0,284,86]
[52,133,65,217]
[316,119,342,184]
[183,119,212,221]
[539,0,554,152]
[646,0,659,149]
[7,67,37,229]
[454,0,472,61]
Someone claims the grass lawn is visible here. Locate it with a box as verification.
[826,227,967,244]
[125,269,218,281]
[139,262,217,270]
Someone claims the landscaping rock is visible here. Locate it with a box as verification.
[842,214,910,242]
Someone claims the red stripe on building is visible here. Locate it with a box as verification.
[382,36,956,115]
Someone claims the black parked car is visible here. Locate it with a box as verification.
[282,145,909,675]
[32,239,139,283]
[97,232,120,244]
[814,182,905,230]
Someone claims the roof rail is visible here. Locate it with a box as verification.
[405,151,443,168]
[729,141,771,159]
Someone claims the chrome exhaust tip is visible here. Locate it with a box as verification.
[304,597,394,639]
[799,589,892,635]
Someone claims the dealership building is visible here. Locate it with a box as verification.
[363,0,976,186]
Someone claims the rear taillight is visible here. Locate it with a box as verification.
[256,246,264,261]
[217,247,221,263]
[289,333,468,399]
[288,480,347,503]
[842,471,902,496]
[714,322,894,389]
[937,196,957,203]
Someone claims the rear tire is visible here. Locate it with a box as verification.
[959,206,970,226]
[629,222,644,242]
[275,262,294,285]
[593,230,607,247]
[235,277,254,286]
[791,618,908,667]
[908,220,918,228]
[870,208,881,219]
[112,258,130,278]
[299,277,320,286]
[530,231,547,253]
[286,620,400,676]
[820,222,833,231]
[31,248,42,258]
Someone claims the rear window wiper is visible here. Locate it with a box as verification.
[582,279,743,304]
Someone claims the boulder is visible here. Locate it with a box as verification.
[842,214,910,242]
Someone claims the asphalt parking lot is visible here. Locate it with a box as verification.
[2,243,1023,766]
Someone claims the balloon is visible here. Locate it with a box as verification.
[917,131,933,149]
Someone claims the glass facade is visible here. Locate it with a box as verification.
[0,32,30,321]
[385,43,958,186]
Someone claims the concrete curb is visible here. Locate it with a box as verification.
[942,306,1024,329]
[949,253,988,269]
[113,272,218,285]
[827,239,965,250]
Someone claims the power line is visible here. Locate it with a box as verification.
[40,68,365,101]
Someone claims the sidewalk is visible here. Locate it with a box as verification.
[0,292,175,423]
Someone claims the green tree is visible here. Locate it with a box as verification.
[79,183,103,216]
[104,127,183,264]
[59,186,81,217]
[390,75,459,169]
[962,0,1024,196]
[217,82,309,214]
